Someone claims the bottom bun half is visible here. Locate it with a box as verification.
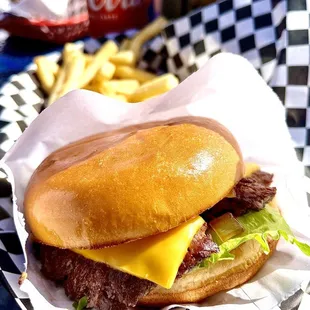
[139,215,278,306]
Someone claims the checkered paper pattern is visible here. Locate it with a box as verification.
[163,0,286,81]
[0,197,30,310]
[0,0,310,309]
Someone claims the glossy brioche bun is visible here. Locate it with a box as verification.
[24,117,244,249]
[140,202,279,306]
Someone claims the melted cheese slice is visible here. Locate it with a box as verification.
[73,216,204,289]
[244,162,260,177]
[226,162,260,198]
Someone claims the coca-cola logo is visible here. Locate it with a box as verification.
[88,0,142,12]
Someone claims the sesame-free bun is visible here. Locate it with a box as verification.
[140,233,277,306]
[24,117,244,249]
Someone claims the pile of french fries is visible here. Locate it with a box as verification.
[34,17,179,106]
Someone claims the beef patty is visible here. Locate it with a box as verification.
[202,171,276,221]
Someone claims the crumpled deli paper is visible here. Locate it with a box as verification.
[2,53,310,310]
[0,0,71,19]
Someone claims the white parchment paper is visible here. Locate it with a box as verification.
[2,53,310,310]
[0,0,70,20]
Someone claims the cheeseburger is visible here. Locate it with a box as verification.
[24,117,310,310]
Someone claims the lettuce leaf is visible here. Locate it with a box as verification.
[201,205,310,266]
[72,296,87,310]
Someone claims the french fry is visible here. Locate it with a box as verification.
[83,81,114,96]
[47,67,66,106]
[48,48,85,105]
[119,39,131,51]
[100,79,140,96]
[86,84,127,101]
[83,82,105,93]
[130,16,168,63]
[99,85,115,96]
[48,44,76,105]
[40,58,59,76]
[114,65,156,83]
[83,84,97,91]
[94,61,116,82]
[79,40,119,88]
[34,56,59,94]
[50,62,59,77]
[108,94,128,102]
[129,73,179,102]
[84,54,94,66]
[92,81,115,96]
[38,29,168,105]
[63,43,81,63]
[59,51,86,97]
[109,51,135,66]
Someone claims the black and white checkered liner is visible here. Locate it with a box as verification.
[0,0,310,309]
[164,0,285,81]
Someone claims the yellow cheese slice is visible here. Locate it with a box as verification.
[244,162,260,177]
[73,216,204,289]
[226,162,260,198]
